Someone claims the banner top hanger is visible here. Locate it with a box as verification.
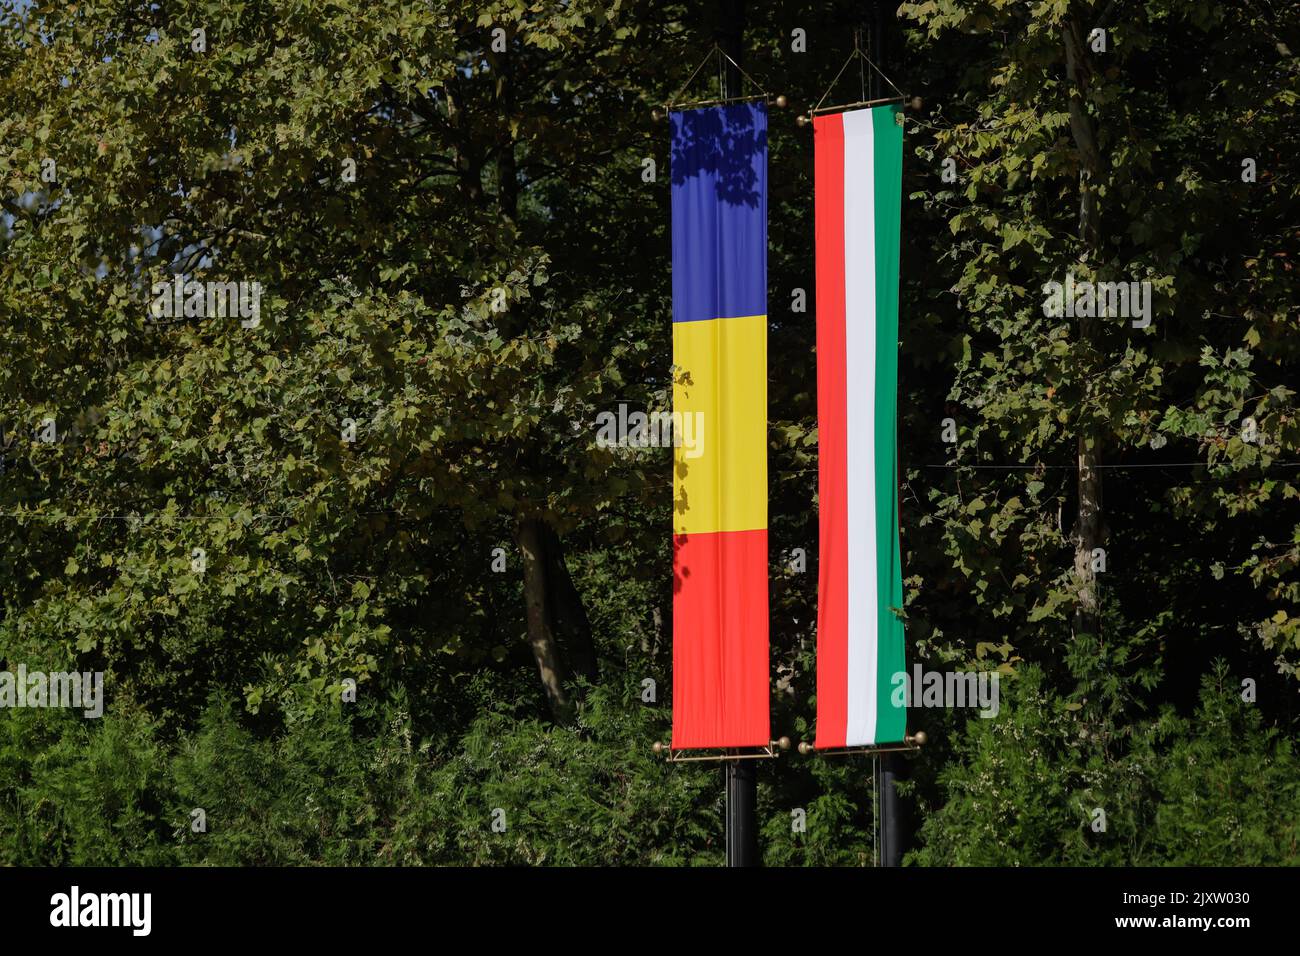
[658,43,786,115]
[798,30,920,126]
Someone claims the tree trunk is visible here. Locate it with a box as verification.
[516,517,572,721]
[516,516,598,721]
[1063,18,1105,640]
[540,522,598,686]
[494,31,519,217]
[489,33,596,713]
[1073,435,1103,636]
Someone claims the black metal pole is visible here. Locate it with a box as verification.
[725,757,759,866]
[718,0,745,99]
[868,0,885,101]
[868,0,913,868]
[878,751,909,865]
[715,0,759,868]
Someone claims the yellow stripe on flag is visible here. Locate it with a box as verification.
[672,313,767,536]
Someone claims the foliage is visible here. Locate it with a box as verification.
[0,686,718,866]
[910,662,1300,865]
[0,0,1297,866]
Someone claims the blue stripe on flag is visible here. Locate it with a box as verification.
[669,102,768,324]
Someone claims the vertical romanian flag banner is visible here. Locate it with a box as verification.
[670,102,770,749]
[814,105,908,749]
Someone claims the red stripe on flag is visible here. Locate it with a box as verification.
[814,113,849,750]
[671,528,770,749]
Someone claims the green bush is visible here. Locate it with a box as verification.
[909,663,1300,866]
[0,683,722,866]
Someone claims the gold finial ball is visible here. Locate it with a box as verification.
[909,96,923,112]
[796,113,810,127]
[774,94,788,109]
[777,736,791,751]
[652,741,664,754]
[911,731,928,747]
[651,108,663,122]
[797,741,814,755]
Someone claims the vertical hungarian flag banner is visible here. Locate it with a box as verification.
[670,102,770,749]
[814,105,908,748]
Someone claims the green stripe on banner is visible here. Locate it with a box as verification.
[872,105,907,744]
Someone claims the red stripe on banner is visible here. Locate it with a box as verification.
[671,528,770,749]
[814,113,849,750]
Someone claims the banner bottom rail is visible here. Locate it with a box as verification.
[798,731,928,757]
[652,739,792,763]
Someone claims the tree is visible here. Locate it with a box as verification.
[0,0,681,720]
[1,0,1297,866]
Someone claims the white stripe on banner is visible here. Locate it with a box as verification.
[842,108,877,747]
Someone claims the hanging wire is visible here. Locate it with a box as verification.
[921,461,1300,470]
[808,32,908,117]
[780,460,1300,479]
[858,28,866,101]
[664,43,772,111]
[0,508,402,522]
[665,46,717,110]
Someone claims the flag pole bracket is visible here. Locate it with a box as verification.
[654,44,787,117]
[652,738,791,763]
[797,731,928,757]
[796,31,921,127]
